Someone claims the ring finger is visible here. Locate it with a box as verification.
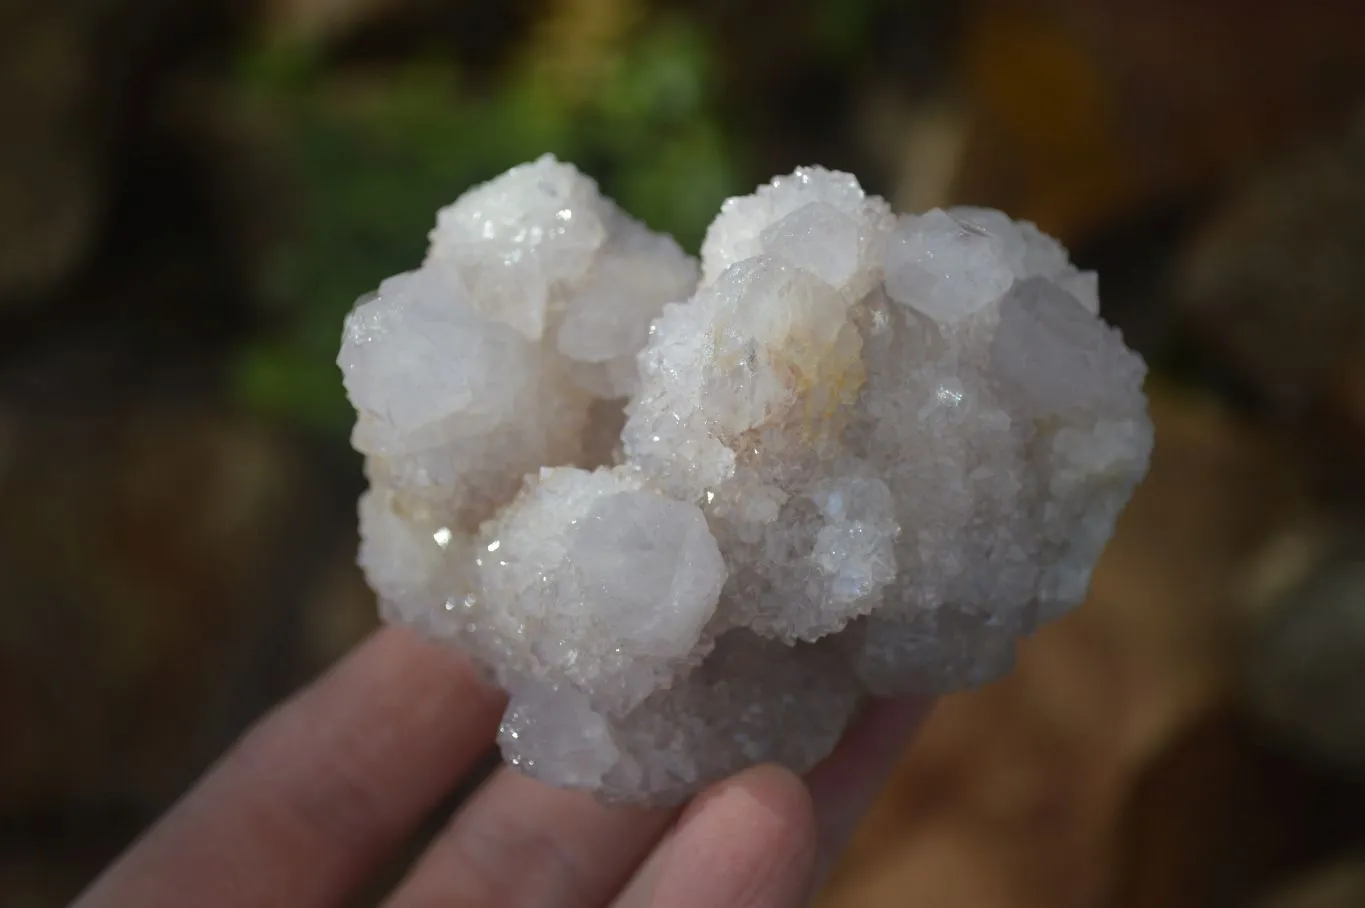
[383,768,677,908]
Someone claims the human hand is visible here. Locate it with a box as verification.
[75,627,929,907]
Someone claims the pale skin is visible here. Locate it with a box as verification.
[75,626,930,908]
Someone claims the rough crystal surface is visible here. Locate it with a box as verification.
[338,155,1154,804]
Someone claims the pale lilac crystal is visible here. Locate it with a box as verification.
[338,155,1152,804]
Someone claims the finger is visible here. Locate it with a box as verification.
[805,696,932,882]
[612,764,819,908]
[385,767,676,908]
[75,626,507,908]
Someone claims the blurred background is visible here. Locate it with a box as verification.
[3,0,1365,904]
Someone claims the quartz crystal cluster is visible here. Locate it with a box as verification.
[338,155,1153,804]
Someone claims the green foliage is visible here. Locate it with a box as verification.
[233,343,355,431]
[230,15,748,432]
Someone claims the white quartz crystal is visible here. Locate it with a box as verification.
[338,156,1153,804]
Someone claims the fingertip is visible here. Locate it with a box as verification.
[724,763,820,862]
[806,696,933,883]
[646,764,819,908]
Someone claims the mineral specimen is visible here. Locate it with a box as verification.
[338,156,1153,804]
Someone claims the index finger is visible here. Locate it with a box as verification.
[75,626,506,908]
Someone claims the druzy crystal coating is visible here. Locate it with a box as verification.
[338,156,1153,804]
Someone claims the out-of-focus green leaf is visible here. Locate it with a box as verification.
[230,11,748,432]
[617,121,742,251]
[597,18,709,128]
[235,35,324,94]
[231,343,353,430]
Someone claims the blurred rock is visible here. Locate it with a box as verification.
[0,360,350,812]
[0,1,107,305]
[1176,114,1365,409]
[0,0,246,308]
[817,385,1305,908]
[854,86,969,214]
[954,0,1140,242]
[1066,0,1365,184]
[955,0,1365,243]
[1108,710,1365,908]
[1257,852,1365,908]
[1243,534,1365,783]
[265,0,405,44]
